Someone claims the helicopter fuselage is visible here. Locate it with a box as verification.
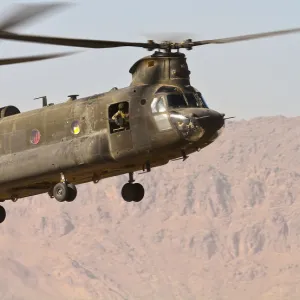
[0,82,224,202]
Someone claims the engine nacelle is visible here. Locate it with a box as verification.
[0,106,20,118]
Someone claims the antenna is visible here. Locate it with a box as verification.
[34,96,48,107]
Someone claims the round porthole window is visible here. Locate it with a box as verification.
[71,120,80,135]
[30,129,41,145]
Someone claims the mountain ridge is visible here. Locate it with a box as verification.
[0,115,299,299]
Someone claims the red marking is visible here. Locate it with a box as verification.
[31,130,41,144]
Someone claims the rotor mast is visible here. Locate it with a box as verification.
[129,50,191,86]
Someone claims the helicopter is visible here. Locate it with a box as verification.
[0,3,299,224]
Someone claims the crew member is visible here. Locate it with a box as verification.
[112,102,129,129]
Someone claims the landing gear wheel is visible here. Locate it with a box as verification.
[66,183,77,202]
[53,182,69,202]
[132,183,144,202]
[121,183,134,202]
[121,182,145,202]
[0,206,6,223]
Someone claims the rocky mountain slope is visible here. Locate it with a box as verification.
[1,115,300,300]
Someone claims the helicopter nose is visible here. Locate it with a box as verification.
[210,113,224,132]
[196,110,225,132]
[213,112,225,130]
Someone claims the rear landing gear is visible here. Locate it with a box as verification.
[121,172,145,202]
[49,173,78,202]
[53,182,77,202]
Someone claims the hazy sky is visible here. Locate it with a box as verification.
[0,0,299,120]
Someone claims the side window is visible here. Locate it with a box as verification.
[196,93,208,108]
[193,87,209,108]
[151,96,172,131]
[151,96,166,113]
[108,101,130,134]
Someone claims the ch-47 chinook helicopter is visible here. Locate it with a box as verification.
[0,3,299,224]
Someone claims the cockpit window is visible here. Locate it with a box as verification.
[185,93,200,108]
[157,97,166,112]
[151,96,167,113]
[195,93,208,108]
[193,87,209,108]
[166,94,187,108]
[153,85,209,109]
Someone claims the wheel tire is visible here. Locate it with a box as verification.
[121,183,145,202]
[132,183,144,202]
[0,206,6,223]
[121,183,134,202]
[53,182,69,202]
[66,183,77,202]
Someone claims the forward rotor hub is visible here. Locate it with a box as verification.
[147,39,194,51]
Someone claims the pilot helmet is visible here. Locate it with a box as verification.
[118,103,125,110]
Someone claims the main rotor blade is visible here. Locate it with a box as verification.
[193,27,300,46]
[0,2,70,31]
[0,31,156,49]
[0,26,299,50]
[0,51,76,66]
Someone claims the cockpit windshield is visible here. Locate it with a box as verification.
[166,93,208,109]
[154,85,209,110]
[166,94,187,109]
[185,93,200,107]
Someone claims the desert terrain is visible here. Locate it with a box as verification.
[0,115,300,300]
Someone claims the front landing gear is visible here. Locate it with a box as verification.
[49,173,78,202]
[121,182,144,202]
[121,172,144,202]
